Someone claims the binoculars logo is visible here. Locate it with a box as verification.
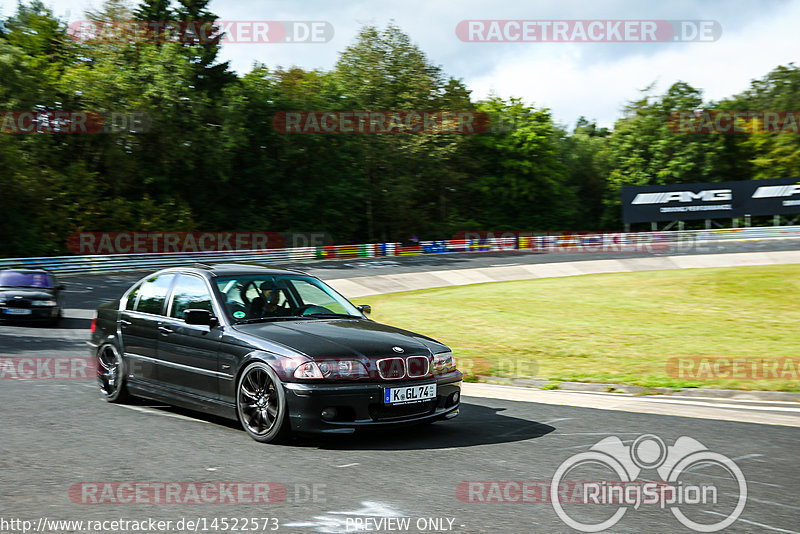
[551,434,747,532]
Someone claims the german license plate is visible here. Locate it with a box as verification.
[4,308,32,315]
[384,384,436,404]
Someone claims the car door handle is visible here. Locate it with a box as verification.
[158,326,173,335]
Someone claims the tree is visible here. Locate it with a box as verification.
[332,23,475,241]
[600,82,731,226]
[456,96,574,230]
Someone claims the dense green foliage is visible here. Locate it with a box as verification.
[1,1,799,256]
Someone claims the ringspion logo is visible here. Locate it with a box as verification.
[551,435,746,532]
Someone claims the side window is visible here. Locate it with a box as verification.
[125,282,143,311]
[169,275,213,319]
[135,274,175,315]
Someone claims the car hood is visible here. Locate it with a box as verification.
[231,318,448,360]
[0,288,55,300]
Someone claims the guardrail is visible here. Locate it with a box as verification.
[0,226,798,275]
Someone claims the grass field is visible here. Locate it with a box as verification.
[364,265,800,392]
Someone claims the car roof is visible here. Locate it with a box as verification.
[159,263,309,278]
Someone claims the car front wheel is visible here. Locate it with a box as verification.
[236,362,290,443]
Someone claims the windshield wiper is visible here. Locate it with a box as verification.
[235,316,306,324]
[302,313,359,319]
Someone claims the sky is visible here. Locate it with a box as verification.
[4,0,800,129]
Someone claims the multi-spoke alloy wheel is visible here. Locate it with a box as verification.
[236,362,289,443]
[97,344,128,402]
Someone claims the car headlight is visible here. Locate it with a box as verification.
[32,300,57,307]
[432,351,457,374]
[293,360,369,379]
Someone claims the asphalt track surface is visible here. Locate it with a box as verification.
[1,241,799,533]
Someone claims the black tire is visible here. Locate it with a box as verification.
[48,309,62,327]
[96,343,130,403]
[236,362,290,443]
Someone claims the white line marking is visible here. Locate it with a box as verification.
[627,398,800,413]
[726,494,800,511]
[686,454,764,472]
[496,418,570,438]
[116,404,210,424]
[729,453,764,463]
[630,394,800,406]
[328,501,405,517]
[699,471,782,488]
[540,417,574,425]
[551,390,800,407]
[336,463,360,468]
[561,439,636,451]
[703,511,800,533]
[525,388,798,403]
[556,432,641,436]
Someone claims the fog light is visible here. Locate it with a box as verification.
[321,407,338,421]
[446,392,460,407]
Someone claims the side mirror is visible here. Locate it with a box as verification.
[357,304,371,317]
[184,309,218,326]
[57,284,66,290]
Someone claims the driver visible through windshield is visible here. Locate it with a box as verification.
[214,275,361,323]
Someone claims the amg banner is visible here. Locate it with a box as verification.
[621,176,800,223]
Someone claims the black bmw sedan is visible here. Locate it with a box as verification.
[89,264,461,442]
[0,268,66,325]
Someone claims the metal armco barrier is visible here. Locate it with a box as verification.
[0,226,798,275]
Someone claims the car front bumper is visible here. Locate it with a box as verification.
[284,377,461,434]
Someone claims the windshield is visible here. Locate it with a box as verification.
[0,271,53,289]
[214,274,361,323]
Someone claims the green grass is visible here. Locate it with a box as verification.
[363,265,800,392]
